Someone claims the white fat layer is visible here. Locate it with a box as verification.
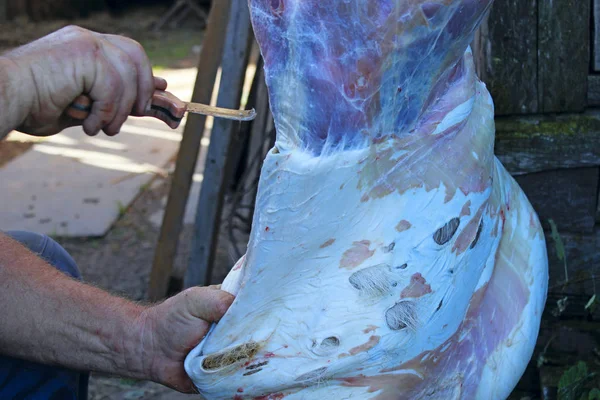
[184,64,547,400]
[432,95,475,135]
[476,171,548,399]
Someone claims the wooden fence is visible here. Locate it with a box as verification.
[474,1,600,396]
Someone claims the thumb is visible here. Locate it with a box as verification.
[182,287,235,323]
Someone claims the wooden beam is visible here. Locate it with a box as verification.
[588,75,600,107]
[224,42,262,193]
[515,167,599,234]
[148,0,232,302]
[597,171,600,223]
[538,0,589,113]
[185,0,254,288]
[545,227,600,297]
[494,112,600,176]
[539,363,600,399]
[472,0,538,115]
[0,0,8,21]
[242,58,272,210]
[594,0,600,71]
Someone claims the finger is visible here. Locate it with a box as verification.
[169,376,196,394]
[95,39,138,136]
[154,76,168,91]
[81,44,124,136]
[182,287,234,323]
[101,34,157,116]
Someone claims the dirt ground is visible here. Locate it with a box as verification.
[0,5,243,399]
[0,140,33,168]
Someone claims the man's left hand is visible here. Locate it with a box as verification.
[133,286,235,393]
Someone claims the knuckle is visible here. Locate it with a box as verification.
[63,25,90,40]
[131,39,145,56]
[119,49,136,69]
[216,301,231,318]
[182,286,203,299]
[63,24,84,34]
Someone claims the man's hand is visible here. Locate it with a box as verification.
[0,231,234,393]
[1,25,164,137]
[135,287,235,393]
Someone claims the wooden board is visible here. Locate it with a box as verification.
[537,320,600,365]
[597,180,600,223]
[185,0,254,288]
[588,75,600,107]
[243,59,273,210]
[514,167,598,234]
[494,112,600,175]
[539,364,600,400]
[472,0,538,115]
[0,0,7,21]
[538,0,589,113]
[6,0,26,19]
[594,0,600,71]
[148,0,232,301]
[545,227,600,298]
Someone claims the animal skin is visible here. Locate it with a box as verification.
[184,1,549,399]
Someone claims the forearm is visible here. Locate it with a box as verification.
[0,232,148,378]
[0,56,34,139]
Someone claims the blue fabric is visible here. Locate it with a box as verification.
[0,231,89,400]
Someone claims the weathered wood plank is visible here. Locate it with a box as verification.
[514,167,598,234]
[528,321,600,399]
[594,0,600,71]
[148,0,232,301]
[538,0,589,113]
[540,364,600,400]
[597,178,600,223]
[537,320,600,365]
[0,0,8,21]
[185,0,254,288]
[494,112,600,176]
[472,0,538,115]
[6,0,26,19]
[588,75,600,107]
[545,227,600,297]
[242,59,272,209]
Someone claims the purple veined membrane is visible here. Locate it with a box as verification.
[184,1,549,399]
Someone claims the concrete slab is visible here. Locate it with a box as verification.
[148,136,208,229]
[0,68,200,237]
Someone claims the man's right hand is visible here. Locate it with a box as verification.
[2,25,166,137]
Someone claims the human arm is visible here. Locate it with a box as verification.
[0,231,233,392]
[0,25,166,139]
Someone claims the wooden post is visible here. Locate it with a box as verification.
[185,0,254,288]
[472,0,538,115]
[148,0,232,302]
[593,0,600,72]
[538,0,589,113]
[514,168,599,234]
[0,0,7,21]
[597,171,600,223]
[242,59,273,210]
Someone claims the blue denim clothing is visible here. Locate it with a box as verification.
[0,231,89,400]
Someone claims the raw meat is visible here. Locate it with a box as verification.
[184,1,548,399]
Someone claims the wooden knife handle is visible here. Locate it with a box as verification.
[67,90,187,129]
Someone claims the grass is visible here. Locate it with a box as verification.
[137,30,203,70]
[117,201,127,218]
